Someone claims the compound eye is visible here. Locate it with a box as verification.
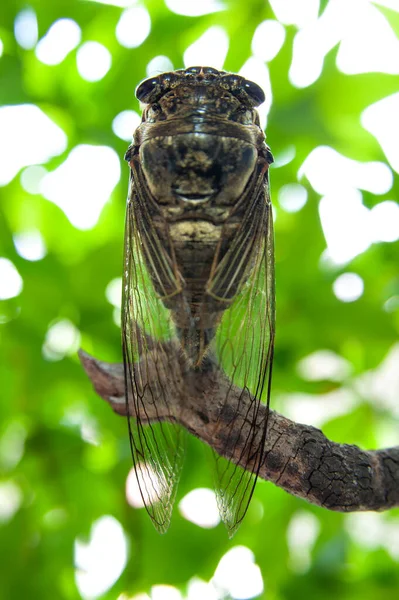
[243,80,265,106]
[136,77,159,103]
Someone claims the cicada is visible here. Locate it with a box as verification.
[122,66,275,536]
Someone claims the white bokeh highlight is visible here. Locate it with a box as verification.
[178,488,220,529]
[105,277,122,308]
[299,146,392,196]
[0,258,23,300]
[362,92,399,173]
[146,55,174,77]
[186,578,219,600]
[75,515,128,599]
[125,464,161,509]
[318,189,371,265]
[20,165,48,195]
[13,231,47,261]
[269,0,320,28]
[165,0,225,16]
[76,42,112,82]
[278,183,307,213]
[355,343,399,418]
[183,26,229,70]
[282,387,359,429]
[287,511,320,573]
[88,0,139,4]
[333,273,364,303]
[289,0,399,88]
[35,19,81,65]
[336,1,399,75]
[212,546,263,600]
[346,513,399,561]
[40,144,121,229]
[151,586,182,600]
[251,20,286,62]
[42,319,81,361]
[0,421,27,471]
[299,147,395,265]
[297,350,352,382]
[116,6,151,48]
[0,481,22,523]
[273,145,296,168]
[0,105,67,186]
[14,8,38,50]
[370,201,399,243]
[239,57,272,129]
[87,0,138,5]
[112,110,141,141]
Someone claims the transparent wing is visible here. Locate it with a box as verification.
[122,169,186,534]
[210,171,275,536]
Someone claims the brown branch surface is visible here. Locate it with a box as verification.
[79,349,399,512]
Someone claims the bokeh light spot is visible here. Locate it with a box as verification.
[88,0,139,5]
[269,0,319,27]
[251,20,285,62]
[0,481,22,523]
[14,7,38,50]
[239,57,272,129]
[105,278,122,308]
[165,0,225,16]
[361,92,399,173]
[319,189,371,265]
[186,578,219,600]
[42,319,81,361]
[0,258,23,300]
[40,144,121,230]
[299,146,392,196]
[20,165,48,194]
[13,230,47,261]
[76,41,112,82]
[35,18,81,65]
[289,0,399,88]
[336,2,399,75]
[0,421,27,471]
[287,511,320,573]
[370,201,399,243]
[355,343,399,418]
[116,6,151,48]
[151,586,182,600]
[112,110,141,141]
[183,26,229,70]
[146,55,174,77]
[333,273,364,302]
[75,515,128,599]
[297,350,352,382]
[346,513,399,561]
[178,488,220,528]
[125,464,162,509]
[0,105,67,186]
[278,183,307,212]
[212,546,263,599]
[282,388,358,429]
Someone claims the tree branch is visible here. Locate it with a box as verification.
[79,349,399,512]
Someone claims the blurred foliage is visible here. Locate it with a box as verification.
[0,1,398,599]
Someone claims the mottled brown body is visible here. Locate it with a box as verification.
[122,67,275,535]
[126,67,273,364]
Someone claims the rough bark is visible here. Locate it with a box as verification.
[79,349,399,512]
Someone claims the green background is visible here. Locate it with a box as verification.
[0,1,398,599]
